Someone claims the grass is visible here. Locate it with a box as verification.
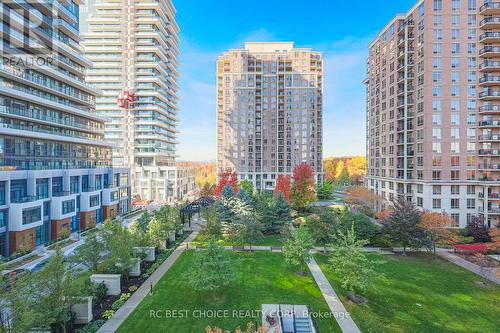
[117,251,341,333]
[191,233,284,246]
[315,252,500,333]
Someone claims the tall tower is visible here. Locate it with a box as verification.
[0,0,131,256]
[216,42,324,191]
[81,0,181,202]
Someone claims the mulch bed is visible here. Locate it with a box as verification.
[455,253,500,268]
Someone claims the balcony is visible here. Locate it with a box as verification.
[480,16,500,29]
[479,60,500,72]
[479,120,500,127]
[478,164,500,170]
[479,46,500,57]
[478,149,500,156]
[52,190,71,197]
[480,2,500,14]
[478,134,500,141]
[479,31,500,43]
[479,104,500,114]
[479,89,500,100]
[479,75,500,86]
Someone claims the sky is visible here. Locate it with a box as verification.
[175,0,416,161]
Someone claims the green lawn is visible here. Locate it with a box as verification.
[191,233,284,246]
[117,251,341,333]
[315,253,500,333]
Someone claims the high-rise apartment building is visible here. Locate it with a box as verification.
[217,42,323,191]
[81,0,190,202]
[0,0,131,256]
[365,0,500,228]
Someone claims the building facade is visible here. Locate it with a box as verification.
[216,42,324,191]
[365,0,500,228]
[0,0,130,256]
[81,0,181,202]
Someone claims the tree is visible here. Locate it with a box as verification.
[274,175,292,202]
[345,186,380,216]
[238,180,254,195]
[99,219,134,276]
[69,232,105,272]
[271,193,292,233]
[316,182,333,200]
[148,216,172,248]
[339,212,379,245]
[381,198,427,255]
[32,249,85,333]
[234,214,263,243]
[136,211,152,232]
[188,241,234,298]
[420,211,457,253]
[306,214,336,245]
[199,206,222,240]
[283,227,314,275]
[291,163,317,211]
[329,225,381,298]
[334,160,349,185]
[200,182,215,197]
[221,184,235,198]
[489,228,500,253]
[345,156,366,185]
[466,216,492,243]
[129,220,152,247]
[323,158,338,183]
[237,188,252,205]
[214,169,238,197]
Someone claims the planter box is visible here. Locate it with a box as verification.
[159,240,167,250]
[133,247,155,262]
[71,297,93,324]
[129,259,141,277]
[169,233,176,242]
[90,274,121,296]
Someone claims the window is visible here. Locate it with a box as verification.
[433,171,441,180]
[22,206,42,225]
[467,199,475,209]
[451,113,460,124]
[433,142,442,153]
[0,210,5,228]
[90,195,100,207]
[434,0,442,11]
[451,170,460,180]
[452,0,461,10]
[452,72,460,83]
[452,43,460,54]
[451,199,460,209]
[434,15,442,26]
[62,200,75,215]
[451,128,460,139]
[468,0,476,10]
[433,199,442,209]
[433,128,442,139]
[451,185,460,195]
[433,185,442,195]
[451,156,460,167]
[451,214,460,227]
[417,197,423,207]
[467,185,475,195]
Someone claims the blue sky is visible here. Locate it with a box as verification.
[175,0,416,161]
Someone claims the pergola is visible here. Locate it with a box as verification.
[180,196,215,227]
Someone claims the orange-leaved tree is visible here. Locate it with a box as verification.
[213,169,238,197]
[291,163,317,211]
[345,186,380,213]
[420,211,458,253]
[274,174,292,202]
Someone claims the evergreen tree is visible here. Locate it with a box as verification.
[188,241,235,298]
[382,198,428,255]
[237,188,252,205]
[221,184,235,198]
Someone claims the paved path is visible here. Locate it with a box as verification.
[97,224,201,333]
[436,249,500,285]
[307,257,361,333]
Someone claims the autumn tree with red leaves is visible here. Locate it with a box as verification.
[274,175,292,202]
[291,163,317,211]
[213,169,238,197]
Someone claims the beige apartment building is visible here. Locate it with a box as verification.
[216,42,323,191]
[365,0,500,228]
[80,0,194,202]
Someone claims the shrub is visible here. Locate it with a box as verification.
[128,285,138,293]
[102,310,115,319]
[89,282,107,304]
[75,320,106,333]
[339,212,380,245]
[453,243,488,255]
[111,298,125,311]
[466,216,492,243]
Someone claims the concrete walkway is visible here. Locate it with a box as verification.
[307,257,361,333]
[97,227,200,333]
[436,249,500,285]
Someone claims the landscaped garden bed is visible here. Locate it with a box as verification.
[315,252,500,333]
[116,251,341,333]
